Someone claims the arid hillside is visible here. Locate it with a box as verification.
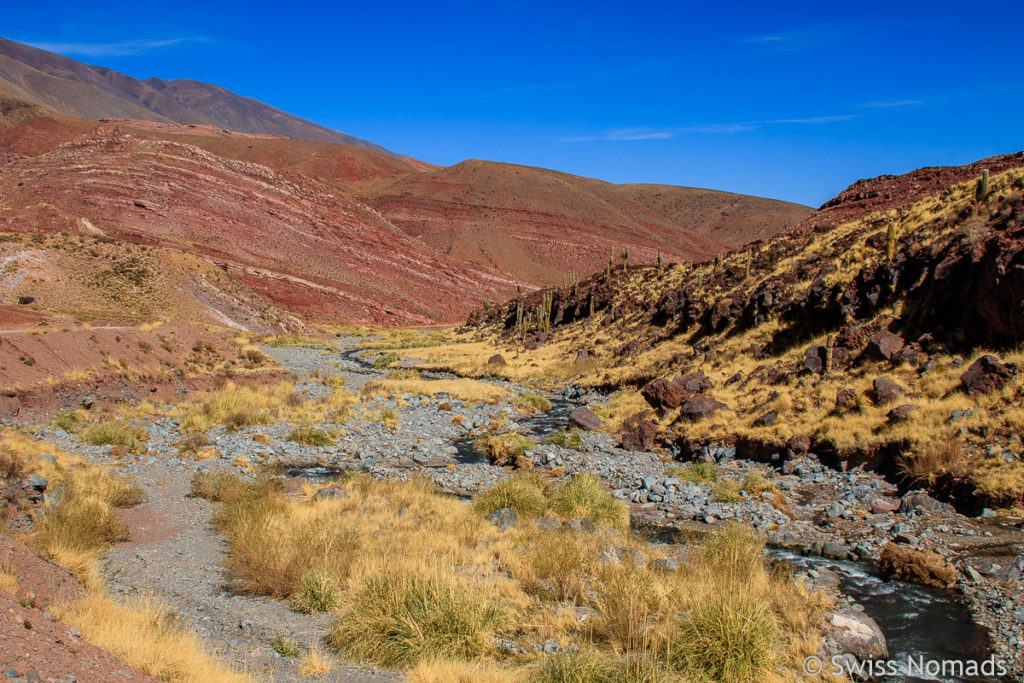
[0,36,387,151]
[357,159,810,284]
[422,155,1024,511]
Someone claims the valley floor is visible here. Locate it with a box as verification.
[11,335,1024,681]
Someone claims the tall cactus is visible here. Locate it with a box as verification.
[886,223,896,262]
[976,168,990,203]
[657,248,663,270]
[621,247,629,271]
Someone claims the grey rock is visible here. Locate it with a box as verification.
[648,557,680,572]
[484,508,518,530]
[830,609,889,661]
[568,407,603,431]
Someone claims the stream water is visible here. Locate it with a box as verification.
[771,550,999,682]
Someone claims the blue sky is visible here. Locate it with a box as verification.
[5,0,1023,205]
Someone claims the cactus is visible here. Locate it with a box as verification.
[588,293,595,317]
[621,247,629,271]
[976,168,990,203]
[886,223,896,262]
[516,284,522,296]
[657,248,662,270]
[714,252,722,270]
[825,333,835,374]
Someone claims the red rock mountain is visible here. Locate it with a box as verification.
[0,38,814,325]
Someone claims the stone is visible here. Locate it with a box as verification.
[484,508,518,530]
[620,411,658,451]
[567,407,602,431]
[960,355,1019,395]
[878,543,957,588]
[870,499,898,514]
[864,330,905,362]
[486,354,507,366]
[830,609,889,661]
[677,395,727,422]
[786,435,810,457]
[835,388,859,413]
[753,410,778,427]
[648,557,679,572]
[993,553,1024,582]
[887,403,920,423]
[803,346,825,374]
[575,350,588,362]
[313,486,348,500]
[678,371,712,394]
[16,295,35,305]
[900,490,955,514]
[822,541,851,560]
[535,517,561,532]
[640,376,689,411]
[22,474,47,492]
[872,376,905,404]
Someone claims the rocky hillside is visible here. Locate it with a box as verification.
[452,156,1024,511]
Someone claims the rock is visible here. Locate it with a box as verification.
[993,553,1024,582]
[575,350,588,362]
[313,486,348,500]
[487,354,507,366]
[864,330,905,362]
[567,407,602,431]
[620,411,658,451]
[16,295,35,305]
[872,376,905,404]
[598,546,646,567]
[878,543,957,588]
[786,435,810,457]
[900,490,955,514]
[803,346,825,374]
[887,403,920,423]
[870,499,898,514]
[834,388,859,413]
[822,541,851,560]
[535,517,561,532]
[484,508,518,530]
[22,474,47,492]
[677,395,727,422]
[640,376,689,411]
[678,371,712,394]
[648,558,679,572]
[830,609,889,661]
[37,453,57,465]
[753,410,778,427]
[960,355,1018,395]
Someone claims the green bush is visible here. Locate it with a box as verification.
[543,429,583,450]
[473,472,548,519]
[79,420,148,455]
[286,427,335,447]
[292,568,340,614]
[328,572,505,667]
[512,391,552,412]
[667,462,718,484]
[372,353,401,369]
[670,594,776,683]
[548,473,628,531]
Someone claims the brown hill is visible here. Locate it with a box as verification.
[0,36,388,152]
[448,154,1024,510]
[356,159,811,285]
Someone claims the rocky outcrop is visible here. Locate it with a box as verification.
[620,411,658,452]
[678,395,728,422]
[960,355,1018,395]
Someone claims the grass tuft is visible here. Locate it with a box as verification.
[79,420,148,454]
[473,472,548,518]
[548,473,629,531]
[286,427,335,447]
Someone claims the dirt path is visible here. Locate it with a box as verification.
[101,458,398,682]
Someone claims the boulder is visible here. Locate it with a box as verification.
[863,330,905,362]
[568,407,602,431]
[484,508,518,530]
[16,296,35,305]
[872,376,905,404]
[803,346,825,374]
[753,410,778,427]
[900,490,956,514]
[878,543,957,588]
[960,355,1018,395]
[786,435,810,457]
[887,403,920,423]
[487,354,507,366]
[994,553,1024,582]
[834,388,859,414]
[830,609,889,661]
[677,395,728,422]
[620,411,658,452]
[870,499,898,514]
[641,376,689,411]
[678,370,712,393]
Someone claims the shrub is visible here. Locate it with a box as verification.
[512,391,552,412]
[54,410,87,432]
[740,472,775,494]
[548,473,628,531]
[670,593,776,683]
[292,568,341,614]
[328,572,505,667]
[712,480,741,503]
[667,462,718,484]
[80,420,148,454]
[533,650,673,683]
[286,427,335,447]
[473,433,536,466]
[271,634,302,658]
[472,472,548,518]
[372,353,401,369]
[543,429,583,450]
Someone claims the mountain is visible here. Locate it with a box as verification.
[0,36,388,152]
[354,159,811,284]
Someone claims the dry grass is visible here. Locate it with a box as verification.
[361,378,511,402]
[176,381,357,434]
[299,647,334,676]
[56,593,250,682]
[195,472,830,678]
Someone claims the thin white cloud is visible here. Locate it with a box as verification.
[859,99,925,108]
[24,37,206,57]
[559,116,853,142]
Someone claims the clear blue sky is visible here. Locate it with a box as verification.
[6,0,1023,206]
